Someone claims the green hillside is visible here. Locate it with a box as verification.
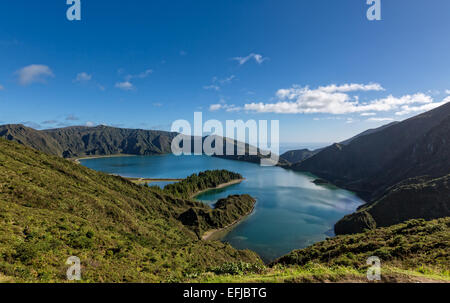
[190,218,450,283]
[1,137,449,283]
[0,138,261,282]
[335,175,450,235]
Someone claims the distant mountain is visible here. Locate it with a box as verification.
[280,149,318,164]
[212,136,289,166]
[0,124,285,166]
[0,124,177,158]
[293,102,450,200]
[0,124,64,156]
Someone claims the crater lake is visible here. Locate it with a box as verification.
[80,155,363,261]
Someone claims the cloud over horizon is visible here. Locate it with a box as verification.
[238,83,446,116]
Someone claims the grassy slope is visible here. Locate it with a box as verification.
[1,138,448,283]
[335,174,450,235]
[190,218,449,282]
[0,138,261,282]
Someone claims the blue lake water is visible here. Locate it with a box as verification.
[80,155,363,261]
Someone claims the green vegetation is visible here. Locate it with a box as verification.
[275,218,449,277]
[1,133,449,283]
[0,138,261,282]
[191,263,449,283]
[164,170,243,198]
[335,175,450,234]
[178,194,255,237]
[186,218,450,283]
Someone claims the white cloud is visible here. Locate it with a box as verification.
[16,64,54,85]
[219,75,236,84]
[209,104,223,111]
[243,83,437,115]
[364,93,433,112]
[85,121,95,127]
[203,75,235,91]
[232,53,268,65]
[395,99,448,116]
[203,84,220,91]
[74,72,92,82]
[367,117,395,122]
[446,90,450,95]
[115,81,134,91]
[0,84,4,90]
[125,69,153,81]
[361,112,376,116]
[316,83,385,93]
[209,103,241,112]
[275,83,384,99]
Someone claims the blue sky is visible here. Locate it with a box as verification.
[0,0,449,146]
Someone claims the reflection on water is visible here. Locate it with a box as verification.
[81,154,363,261]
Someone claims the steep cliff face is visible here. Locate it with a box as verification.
[334,175,450,235]
[368,115,450,198]
[0,124,178,158]
[293,102,450,200]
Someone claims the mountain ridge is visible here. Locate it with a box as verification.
[0,124,286,166]
[292,102,450,200]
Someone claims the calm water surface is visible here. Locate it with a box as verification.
[81,155,363,261]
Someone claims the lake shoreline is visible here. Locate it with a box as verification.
[79,154,364,260]
[124,177,184,185]
[191,178,245,199]
[72,154,138,164]
[201,202,256,241]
